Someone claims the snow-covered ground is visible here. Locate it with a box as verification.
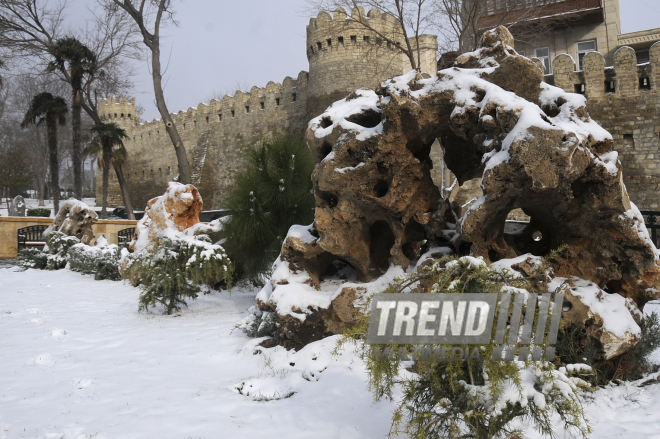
[0,198,97,218]
[1,266,659,438]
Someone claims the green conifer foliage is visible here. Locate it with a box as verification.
[342,257,592,439]
[124,236,233,314]
[221,135,315,280]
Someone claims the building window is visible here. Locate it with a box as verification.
[605,80,616,93]
[577,40,596,70]
[350,35,357,44]
[246,105,250,113]
[640,77,651,90]
[231,109,235,118]
[326,38,331,48]
[338,36,344,46]
[260,102,265,110]
[363,36,370,44]
[317,42,322,50]
[292,93,297,102]
[218,114,222,121]
[534,47,551,74]
[205,116,209,123]
[636,51,650,64]
[275,98,280,106]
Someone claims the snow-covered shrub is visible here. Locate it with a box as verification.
[344,257,592,439]
[17,248,48,269]
[235,306,278,338]
[123,235,233,314]
[220,135,315,280]
[44,232,80,270]
[26,207,51,217]
[68,237,121,281]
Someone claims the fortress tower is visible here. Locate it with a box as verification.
[305,7,437,120]
[98,97,138,128]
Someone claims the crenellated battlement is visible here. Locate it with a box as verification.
[98,96,138,126]
[548,41,660,98]
[306,7,401,60]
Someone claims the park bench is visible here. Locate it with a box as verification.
[17,225,49,251]
[117,227,136,248]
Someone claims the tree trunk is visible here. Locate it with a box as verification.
[114,165,135,220]
[150,37,192,184]
[101,141,111,219]
[36,174,45,206]
[47,115,60,215]
[72,90,83,199]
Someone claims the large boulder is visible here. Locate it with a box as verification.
[128,182,203,254]
[44,198,97,245]
[257,26,660,356]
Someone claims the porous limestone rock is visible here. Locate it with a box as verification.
[8,195,26,217]
[128,182,203,254]
[44,198,98,245]
[258,26,660,357]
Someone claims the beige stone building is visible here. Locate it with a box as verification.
[478,0,657,72]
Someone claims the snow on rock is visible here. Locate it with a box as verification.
[44,198,98,245]
[128,182,204,255]
[550,276,642,359]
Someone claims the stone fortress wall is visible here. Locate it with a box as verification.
[100,8,660,214]
[99,7,438,210]
[551,44,660,209]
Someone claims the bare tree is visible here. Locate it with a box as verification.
[434,0,586,54]
[111,0,192,184]
[306,0,438,72]
[0,0,140,216]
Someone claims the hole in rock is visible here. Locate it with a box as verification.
[562,300,573,312]
[604,279,622,295]
[322,258,356,281]
[370,220,396,273]
[319,141,333,161]
[320,116,333,129]
[346,109,382,128]
[318,191,338,209]
[542,105,560,118]
[372,180,389,198]
[402,220,426,261]
[488,249,501,262]
[502,210,556,257]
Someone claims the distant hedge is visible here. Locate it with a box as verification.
[27,208,51,217]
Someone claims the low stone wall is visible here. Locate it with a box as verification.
[0,217,138,259]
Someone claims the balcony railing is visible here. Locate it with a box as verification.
[477,0,604,31]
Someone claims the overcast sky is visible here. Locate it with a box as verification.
[67,0,660,121]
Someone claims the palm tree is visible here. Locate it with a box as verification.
[47,37,97,201]
[88,122,134,220]
[21,92,68,214]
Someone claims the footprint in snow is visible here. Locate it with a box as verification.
[51,329,67,340]
[30,353,54,367]
[25,308,42,314]
[30,318,47,325]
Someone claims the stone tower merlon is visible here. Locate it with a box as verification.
[550,41,660,99]
[98,96,138,127]
[305,7,437,120]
